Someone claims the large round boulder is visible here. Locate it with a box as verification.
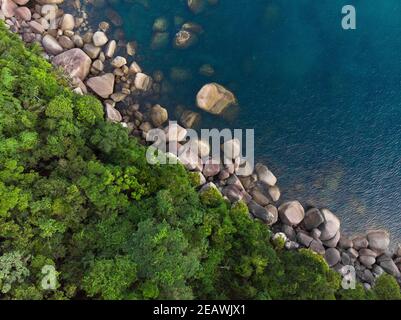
[318,209,341,241]
[196,83,236,115]
[303,208,324,230]
[278,201,305,226]
[367,230,390,254]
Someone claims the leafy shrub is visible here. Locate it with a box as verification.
[373,274,401,300]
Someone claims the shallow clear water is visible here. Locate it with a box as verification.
[95,0,401,241]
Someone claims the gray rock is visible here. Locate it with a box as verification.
[86,73,115,99]
[83,43,101,59]
[266,205,278,225]
[2,0,17,18]
[235,159,253,177]
[60,14,75,31]
[333,263,345,273]
[92,31,108,47]
[226,174,245,190]
[203,158,221,177]
[352,236,369,250]
[248,200,275,225]
[105,103,122,123]
[309,239,325,255]
[92,59,104,73]
[303,207,324,230]
[379,259,401,277]
[372,265,385,277]
[319,209,341,241]
[105,40,117,58]
[362,269,375,284]
[268,185,281,202]
[367,230,390,254]
[239,175,257,190]
[325,248,341,267]
[396,244,401,257]
[359,255,376,268]
[150,104,168,127]
[311,228,322,240]
[178,148,202,171]
[297,231,313,247]
[281,224,297,242]
[199,182,221,197]
[250,188,270,207]
[285,241,300,250]
[341,252,351,266]
[359,248,377,258]
[165,123,187,142]
[221,138,241,159]
[222,185,245,203]
[134,73,153,91]
[322,230,341,248]
[218,169,230,182]
[278,201,305,226]
[42,34,63,55]
[72,35,84,48]
[111,56,127,68]
[376,253,392,263]
[347,247,359,259]
[58,36,74,50]
[180,110,201,129]
[29,20,45,34]
[338,236,353,249]
[255,163,277,187]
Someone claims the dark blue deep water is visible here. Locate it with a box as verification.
[95,0,401,241]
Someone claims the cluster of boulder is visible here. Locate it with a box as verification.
[272,205,401,289]
[2,0,401,292]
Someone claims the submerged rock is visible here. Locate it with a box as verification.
[188,0,205,14]
[134,73,153,91]
[180,110,201,128]
[174,30,197,49]
[196,83,236,115]
[150,104,168,127]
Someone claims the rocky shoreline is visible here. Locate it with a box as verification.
[1,0,401,291]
